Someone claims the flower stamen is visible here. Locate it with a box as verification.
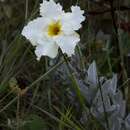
[48,21,61,37]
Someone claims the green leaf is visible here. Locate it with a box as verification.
[22,114,47,130]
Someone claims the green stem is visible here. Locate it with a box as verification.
[27,59,64,90]
[106,41,113,75]
[76,45,85,71]
[62,53,85,109]
[16,94,20,130]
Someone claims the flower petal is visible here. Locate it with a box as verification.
[61,6,85,34]
[35,42,59,60]
[54,33,80,56]
[40,0,63,20]
[22,17,50,46]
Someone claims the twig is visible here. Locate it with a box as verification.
[0,97,17,113]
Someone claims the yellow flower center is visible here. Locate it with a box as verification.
[48,21,61,37]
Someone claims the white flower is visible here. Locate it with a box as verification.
[22,0,85,60]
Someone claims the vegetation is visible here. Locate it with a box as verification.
[0,0,130,130]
